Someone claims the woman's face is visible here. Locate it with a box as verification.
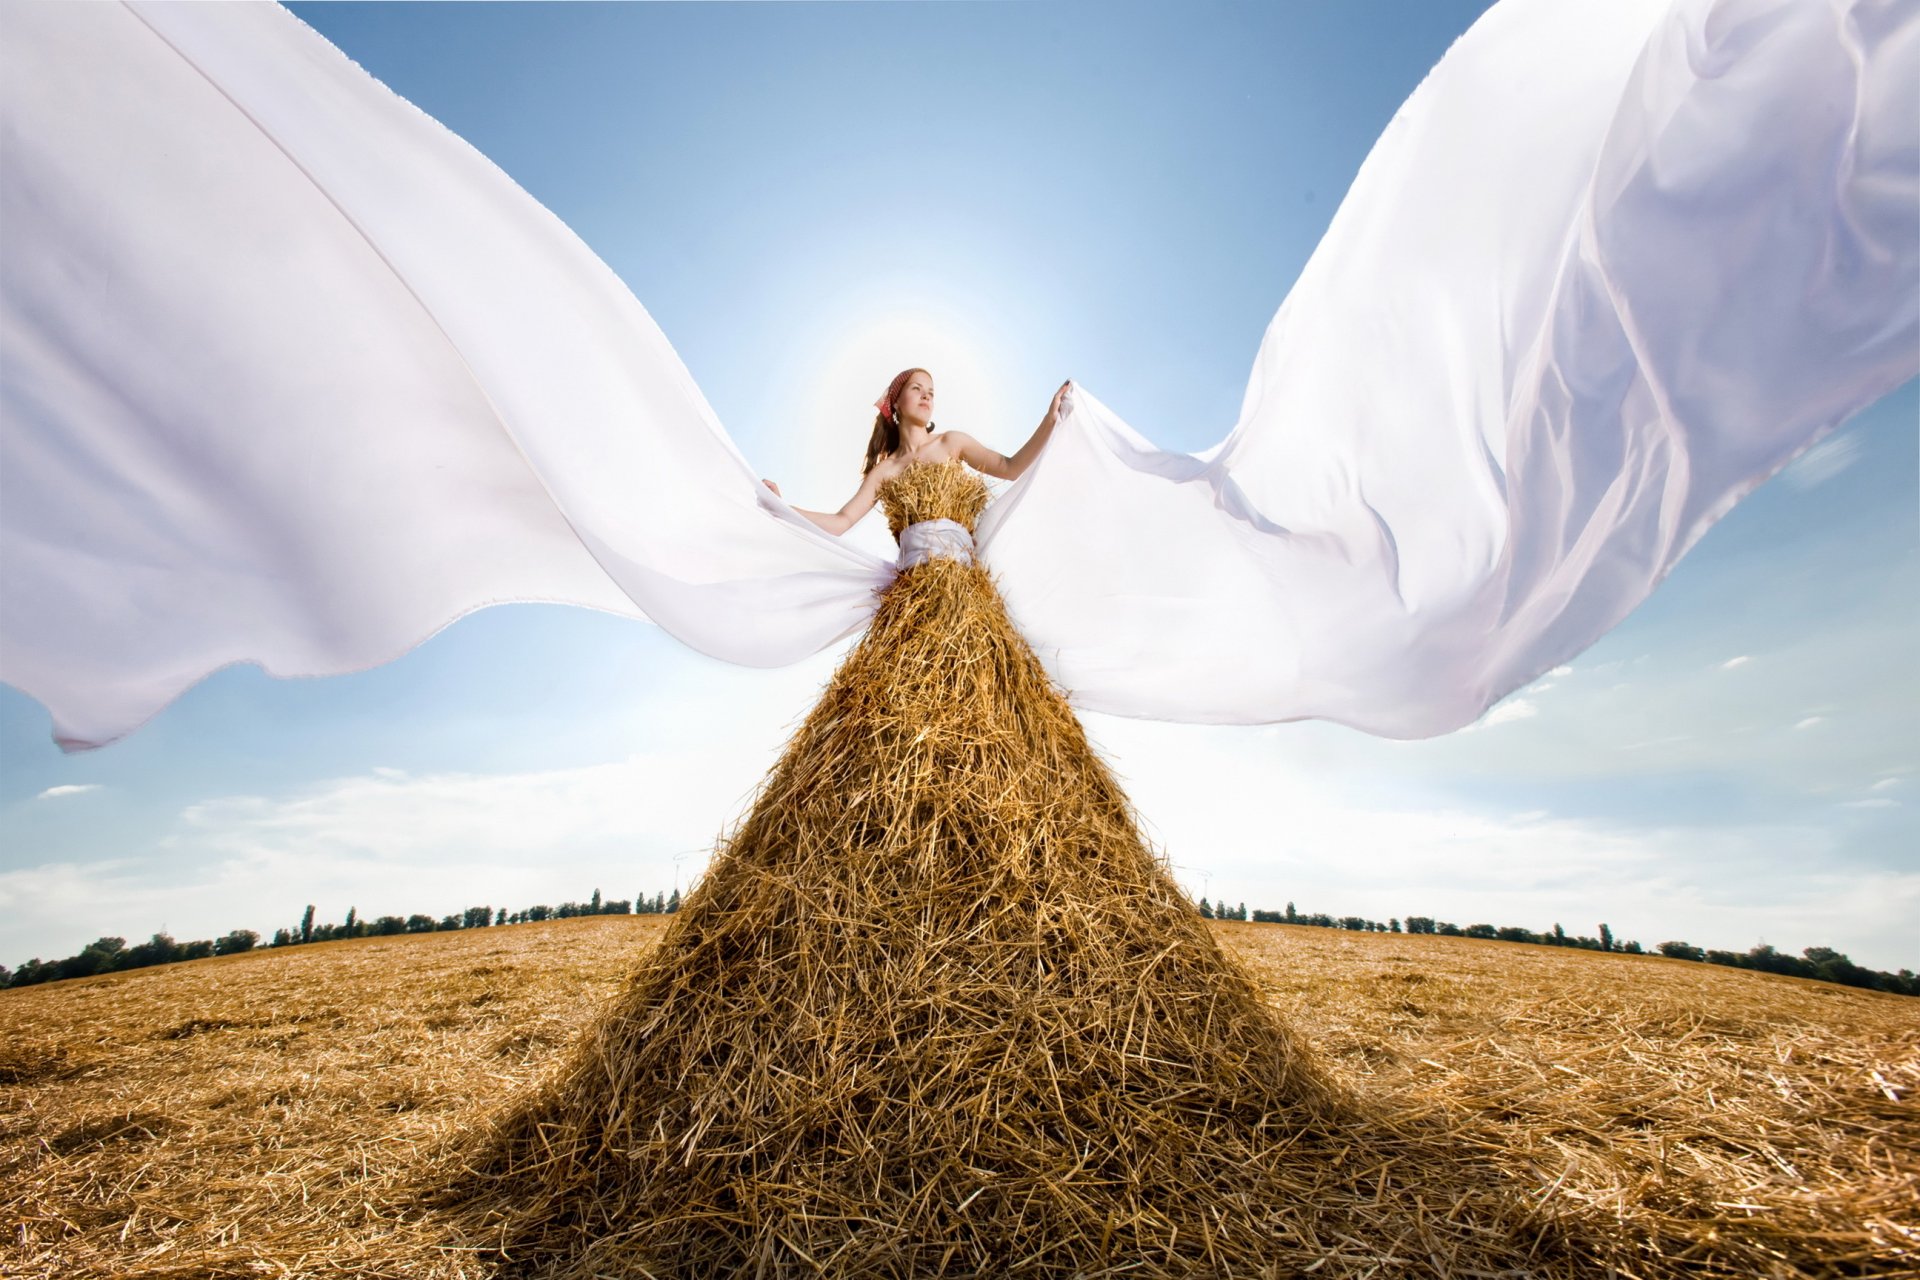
[896,371,935,429]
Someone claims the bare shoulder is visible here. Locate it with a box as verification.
[934,430,987,466]
[936,430,1012,478]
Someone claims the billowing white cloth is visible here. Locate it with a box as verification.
[1,0,1914,752]
[897,521,977,572]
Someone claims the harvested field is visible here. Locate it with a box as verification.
[2,916,1914,1278]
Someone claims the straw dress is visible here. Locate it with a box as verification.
[452,455,1390,1278]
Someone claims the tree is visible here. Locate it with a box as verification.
[272,927,294,947]
[1598,923,1614,953]
[591,888,602,913]
[495,907,509,926]
[1389,918,1401,933]
[63,937,127,979]
[1656,940,1703,960]
[1464,923,1496,939]
[405,913,436,933]
[300,904,316,944]
[372,915,407,935]
[463,905,493,930]
[1340,916,1368,932]
[1198,897,1214,919]
[215,929,259,955]
[125,933,181,969]
[1285,901,1297,923]
[344,907,358,936]
[1404,916,1434,935]
[667,888,682,913]
[1552,923,1567,945]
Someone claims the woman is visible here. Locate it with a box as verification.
[459,369,1354,1277]
[765,369,1072,535]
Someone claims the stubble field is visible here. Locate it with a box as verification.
[3,916,1914,1278]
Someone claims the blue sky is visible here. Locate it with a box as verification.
[2,1,1914,972]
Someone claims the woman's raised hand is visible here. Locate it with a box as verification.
[762,479,782,497]
[1048,380,1074,421]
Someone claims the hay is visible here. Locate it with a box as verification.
[446,458,1381,1276]
[0,923,649,1280]
[4,923,1915,1278]
[3,459,1913,1276]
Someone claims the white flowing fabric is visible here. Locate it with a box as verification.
[1,0,1914,752]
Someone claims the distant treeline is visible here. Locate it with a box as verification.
[2,887,679,989]
[1198,898,1917,998]
[7,890,1909,998]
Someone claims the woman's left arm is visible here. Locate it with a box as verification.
[951,380,1072,481]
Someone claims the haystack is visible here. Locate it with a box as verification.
[443,463,1482,1276]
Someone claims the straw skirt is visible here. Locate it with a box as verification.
[452,521,1359,1276]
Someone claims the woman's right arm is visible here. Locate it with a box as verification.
[769,467,886,537]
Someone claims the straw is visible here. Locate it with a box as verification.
[450,459,1353,1276]
[5,920,1914,1278]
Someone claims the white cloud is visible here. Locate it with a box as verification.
[1794,716,1825,731]
[1719,655,1750,670]
[1870,778,1906,792]
[1840,798,1898,809]
[33,784,101,800]
[1780,431,1863,490]
[2,750,776,963]
[1082,714,1919,971]
[1617,734,1695,751]
[1460,697,1537,732]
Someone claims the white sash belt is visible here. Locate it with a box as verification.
[896,519,976,570]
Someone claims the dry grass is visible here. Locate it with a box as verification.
[447,459,1363,1277]
[1,919,653,1279]
[2,919,1914,1278]
[1230,926,1919,1277]
[5,461,1913,1277]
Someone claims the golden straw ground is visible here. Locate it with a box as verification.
[2,918,1914,1278]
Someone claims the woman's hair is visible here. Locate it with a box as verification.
[862,367,931,476]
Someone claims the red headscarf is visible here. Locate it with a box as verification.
[873,368,919,421]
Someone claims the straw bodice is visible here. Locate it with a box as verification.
[875,457,990,542]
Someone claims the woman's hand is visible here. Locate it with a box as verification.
[1047,380,1073,422]
[762,478,782,497]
